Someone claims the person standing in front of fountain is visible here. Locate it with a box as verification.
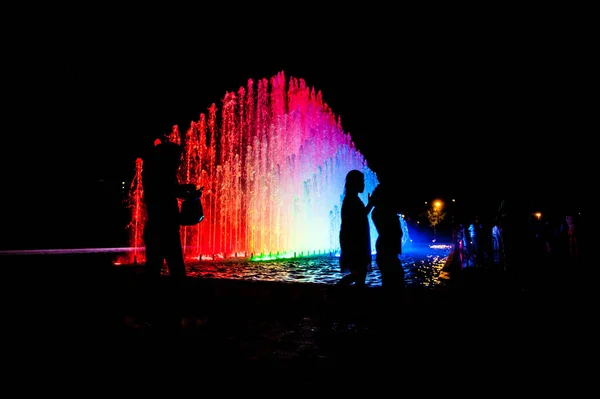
[370,171,404,290]
[337,170,374,287]
[141,136,201,333]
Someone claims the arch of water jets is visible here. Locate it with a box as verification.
[121,71,409,264]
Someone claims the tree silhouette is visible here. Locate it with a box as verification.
[427,200,447,241]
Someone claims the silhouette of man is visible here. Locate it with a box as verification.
[497,195,534,289]
[141,136,200,332]
[370,171,404,290]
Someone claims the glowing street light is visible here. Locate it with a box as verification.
[428,199,446,242]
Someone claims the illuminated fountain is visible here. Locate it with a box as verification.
[121,71,410,265]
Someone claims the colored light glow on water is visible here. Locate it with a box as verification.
[120,71,410,265]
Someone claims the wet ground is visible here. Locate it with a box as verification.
[180,242,452,286]
[4,244,599,388]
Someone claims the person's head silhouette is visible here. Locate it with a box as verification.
[147,138,183,173]
[345,169,365,195]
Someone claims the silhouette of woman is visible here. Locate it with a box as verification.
[337,170,373,287]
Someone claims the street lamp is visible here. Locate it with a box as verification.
[428,199,444,242]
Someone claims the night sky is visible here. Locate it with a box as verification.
[2,10,592,249]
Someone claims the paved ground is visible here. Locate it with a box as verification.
[4,249,598,389]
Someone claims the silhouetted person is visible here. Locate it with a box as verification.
[497,195,533,289]
[370,173,404,290]
[468,216,483,265]
[141,137,201,332]
[337,170,373,287]
[559,213,579,265]
[456,222,468,264]
[491,218,504,265]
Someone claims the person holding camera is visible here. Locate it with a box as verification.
[141,136,202,333]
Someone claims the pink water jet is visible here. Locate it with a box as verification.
[121,71,404,264]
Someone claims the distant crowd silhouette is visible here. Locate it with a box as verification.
[453,194,586,290]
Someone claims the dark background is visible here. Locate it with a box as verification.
[1,7,592,250]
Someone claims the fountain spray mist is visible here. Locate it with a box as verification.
[121,71,409,264]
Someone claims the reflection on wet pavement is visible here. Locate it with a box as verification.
[113,242,456,364]
[183,243,453,287]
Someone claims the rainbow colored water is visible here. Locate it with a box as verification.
[121,71,409,264]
